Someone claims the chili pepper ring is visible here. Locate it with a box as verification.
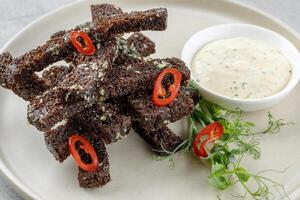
[152,68,182,107]
[193,122,224,158]
[70,31,96,56]
[69,135,99,172]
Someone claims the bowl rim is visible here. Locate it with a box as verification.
[181,23,300,104]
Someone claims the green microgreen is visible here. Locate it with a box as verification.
[153,80,292,200]
[263,112,293,134]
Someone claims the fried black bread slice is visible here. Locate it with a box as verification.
[126,87,194,132]
[126,87,194,153]
[42,65,73,88]
[0,52,48,100]
[132,122,183,155]
[73,103,132,145]
[91,4,123,21]
[101,58,190,100]
[44,103,131,162]
[44,119,75,162]
[27,40,116,131]
[77,132,111,188]
[0,8,168,101]
[127,32,155,57]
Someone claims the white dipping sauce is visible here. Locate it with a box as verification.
[192,37,292,99]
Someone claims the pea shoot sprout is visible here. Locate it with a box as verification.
[153,80,292,200]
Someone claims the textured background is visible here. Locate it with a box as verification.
[0,0,299,199]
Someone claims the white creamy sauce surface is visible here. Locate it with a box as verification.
[192,37,292,99]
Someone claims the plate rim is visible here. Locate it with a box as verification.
[1,0,300,199]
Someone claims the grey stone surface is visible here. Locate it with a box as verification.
[0,0,299,199]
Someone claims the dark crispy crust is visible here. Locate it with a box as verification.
[9,24,92,88]
[27,64,101,131]
[6,31,74,101]
[13,8,167,76]
[102,58,190,100]
[27,88,83,131]
[95,8,167,35]
[27,41,117,131]
[132,122,183,154]
[91,4,123,21]
[127,88,194,132]
[28,7,167,131]
[65,5,120,65]
[78,132,111,188]
[44,120,75,162]
[73,104,132,145]
[0,52,48,100]
[127,87,194,153]
[59,43,116,103]
[50,30,66,39]
[47,128,111,188]
[10,30,73,73]
[42,65,73,88]
[113,37,143,66]
[127,33,155,57]
[113,33,155,66]
[3,30,71,100]
[66,38,117,66]
[8,6,167,78]
[0,52,13,87]
[1,8,167,101]
[11,8,167,74]
[44,103,131,162]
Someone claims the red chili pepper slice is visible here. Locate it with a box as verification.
[68,135,99,172]
[70,31,96,55]
[152,68,182,107]
[193,122,224,158]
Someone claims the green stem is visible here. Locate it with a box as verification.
[239,181,259,200]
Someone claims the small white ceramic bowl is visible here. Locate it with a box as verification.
[181,23,300,112]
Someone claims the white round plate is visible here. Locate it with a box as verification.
[1,0,300,199]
